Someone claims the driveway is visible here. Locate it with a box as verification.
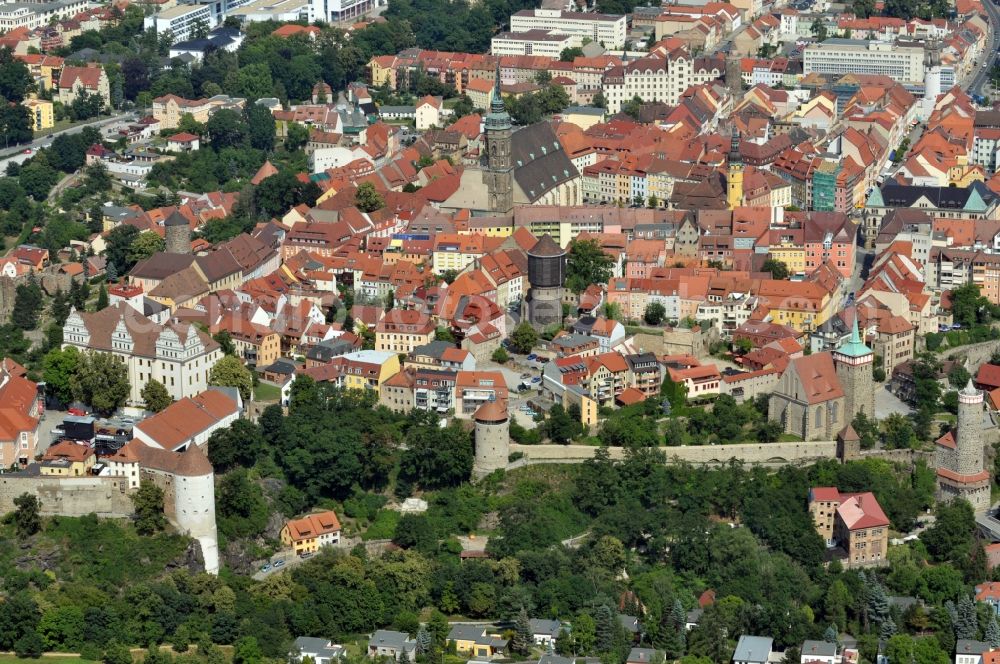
[37,408,69,456]
[874,384,913,419]
[252,549,306,580]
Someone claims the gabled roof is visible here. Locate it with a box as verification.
[788,353,844,404]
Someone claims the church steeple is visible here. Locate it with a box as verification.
[727,129,743,209]
[485,60,510,131]
[482,58,513,214]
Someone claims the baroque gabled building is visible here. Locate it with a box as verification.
[62,304,223,406]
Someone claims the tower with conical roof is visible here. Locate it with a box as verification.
[164,210,191,255]
[482,61,514,214]
[727,130,743,210]
[473,401,509,479]
[832,316,874,425]
[525,234,567,330]
[934,379,990,514]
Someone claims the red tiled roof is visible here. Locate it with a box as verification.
[836,492,889,530]
[284,510,341,541]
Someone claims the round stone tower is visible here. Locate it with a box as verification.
[473,401,509,479]
[173,444,219,574]
[164,210,191,255]
[525,234,567,330]
[957,379,984,476]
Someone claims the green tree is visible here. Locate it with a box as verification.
[644,301,666,325]
[882,413,916,449]
[762,259,789,280]
[236,63,273,100]
[0,48,32,102]
[131,480,166,535]
[566,238,615,294]
[560,46,584,61]
[247,104,276,151]
[510,322,539,354]
[209,356,253,400]
[233,636,263,664]
[11,278,43,330]
[0,100,32,148]
[852,0,875,16]
[71,351,130,415]
[217,468,269,538]
[141,379,172,412]
[512,607,532,655]
[13,493,40,538]
[127,231,165,264]
[399,415,473,490]
[355,182,385,213]
[206,108,246,150]
[42,346,80,406]
[492,347,510,363]
[810,17,828,41]
[95,283,109,311]
[948,364,971,388]
[595,605,616,654]
[921,499,975,563]
[285,122,310,151]
[950,282,990,329]
[543,403,583,443]
[103,641,134,664]
[213,330,236,356]
[14,629,43,658]
[104,224,140,275]
[207,419,264,471]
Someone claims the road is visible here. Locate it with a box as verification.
[0,111,133,174]
[967,0,1000,97]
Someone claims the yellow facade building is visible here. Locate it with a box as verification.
[24,98,53,131]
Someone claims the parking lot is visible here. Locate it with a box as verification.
[253,549,306,580]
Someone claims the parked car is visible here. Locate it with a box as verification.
[526,353,537,361]
[259,564,271,572]
[273,560,286,568]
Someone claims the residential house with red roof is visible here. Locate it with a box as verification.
[133,388,242,451]
[808,487,889,567]
[57,64,109,106]
[0,361,40,469]
[281,510,341,556]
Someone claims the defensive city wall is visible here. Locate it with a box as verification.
[0,475,134,517]
[508,441,932,467]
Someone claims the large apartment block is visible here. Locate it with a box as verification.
[143,4,216,43]
[509,9,627,50]
[803,38,925,84]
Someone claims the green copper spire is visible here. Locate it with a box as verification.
[836,317,872,358]
[485,60,511,131]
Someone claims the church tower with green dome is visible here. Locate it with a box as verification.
[482,61,513,214]
[833,316,875,424]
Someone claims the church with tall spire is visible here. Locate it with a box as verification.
[482,62,514,215]
[439,61,582,215]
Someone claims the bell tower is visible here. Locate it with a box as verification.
[727,130,744,210]
[483,61,514,214]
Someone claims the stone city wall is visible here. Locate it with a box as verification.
[510,440,838,466]
[0,474,134,518]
